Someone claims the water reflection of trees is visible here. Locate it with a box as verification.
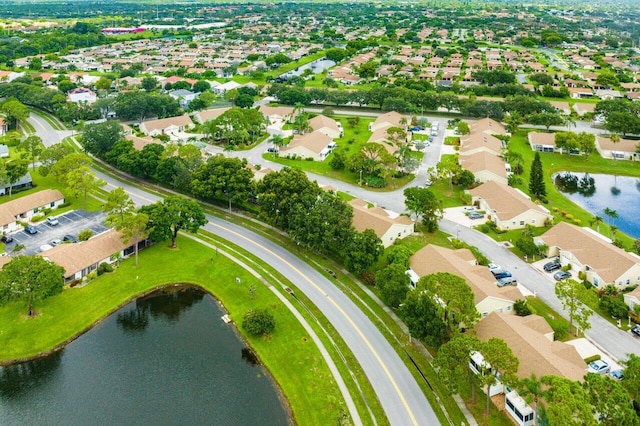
[555,172,596,197]
[241,347,259,366]
[117,287,205,334]
[0,350,63,398]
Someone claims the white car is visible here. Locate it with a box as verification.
[587,360,610,375]
[463,206,475,212]
[488,263,501,271]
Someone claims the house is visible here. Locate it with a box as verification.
[193,107,230,124]
[459,133,504,157]
[527,132,556,153]
[349,198,414,248]
[0,172,33,196]
[573,103,595,117]
[309,114,342,139]
[595,136,639,161]
[368,111,407,133]
[66,87,97,104]
[259,106,296,124]
[535,222,640,289]
[473,312,587,426]
[0,144,8,158]
[169,89,197,109]
[459,151,509,185]
[408,245,522,316]
[469,117,506,136]
[468,181,552,230]
[0,189,64,234]
[212,80,242,95]
[139,114,194,137]
[41,229,146,283]
[624,286,640,311]
[550,101,571,115]
[279,131,335,161]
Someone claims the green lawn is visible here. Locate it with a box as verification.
[525,296,574,341]
[0,236,351,426]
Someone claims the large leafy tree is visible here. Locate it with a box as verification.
[288,191,354,254]
[400,286,447,347]
[341,229,383,276]
[555,278,593,335]
[4,159,28,198]
[374,263,410,308]
[102,187,135,224]
[432,334,482,403]
[517,374,543,426]
[479,338,519,415]
[419,272,479,333]
[140,195,206,248]
[65,166,106,208]
[528,152,546,200]
[403,187,442,232]
[541,375,597,426]
[203,107,266,146]
[583,373,638,426]
[81,120,124,157]
[527,112,566,131]
[257,167,320,230]
[622,353,640,402]
[17,135,43,170]
[38,144,74,177]
[0,97,29,131]
[51,153,92,183]
[0,256,64,316]
[190,156,254,211]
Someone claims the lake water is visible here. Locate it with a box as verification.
[281,58,336,78]
[554,172,640,239]
[0,286,290,426]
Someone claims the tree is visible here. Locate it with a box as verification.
[403,187,442,232]
[139,195,206,248]
[400,285,448,347]
[577,132,596,159]
[191,156,254,211]
[341,229,383,276]
[527,112,566,131]
[17,135,43,170]
[583,373,638,426]
[141,76,157,91]
[528,152,546,199]
[51,153,92,184]
[77,229,93,241]
[375,263,410,308]
[433,334,482,402]
[541,375,597,426]
[622,353,640,401]
[603,207,618,227]
[420,272,479,333]
[554,131,579,155]
[102,187,135,223]
[518,374,542,426]
[555,278,593,335]
[82,120,124,157]
[590,215,603,233]
[0,255,64,316]
[38,144,74,177]
[1,97,29,131]
[4,159,28,198]
[436,155,462,193]
[95,76,113,91]
[66,166,106,208]
[479,338,519,415]
[107,209,149,268]
[242,309,276,336]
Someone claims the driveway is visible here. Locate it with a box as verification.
[443,206,486,229]
[4,210,108,256]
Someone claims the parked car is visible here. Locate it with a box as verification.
[631,324,640,337]
[488,263,501,271]
[51,239,62,247]
[463,206,476,212]
[492,270,513,279]
[587,359,610,375]
[497,277,518,287]
[46,216,59,226]
[544,260,561,272]
[468,212,484,219]
[609,369,624,381]
[1,235,14,243]
[63,234,78,243]
[409,126,423,132]
[424,180,433,187]
[553,270,572,281]
[25,225,38,234]
[39,244,54,252]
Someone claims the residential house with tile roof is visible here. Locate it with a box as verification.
[459,132,504,157]
[459,151,509,185]
[595,136,639,161]
[535,222,640,289]
[468,181,552,230]
[139,114,194,137]
[349,198,414,248]
[309,114,343,140]
[0,189,64,234]
[279,131,335,162]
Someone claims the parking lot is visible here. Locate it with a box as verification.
[3,210,109,256]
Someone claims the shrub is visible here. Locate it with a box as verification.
[583,280,593,290]
[584,354,601,364]
[479,224,491,233]
[97,262,114,276]
[552,207,559,212]
[514,299,532,316]
[573,219,581,225]
[242,309,276,336]
[566,214,574,220]
[553,323,569,341]
[599,295,629,319]
[78,229,93,241]
[561,211,566,216]
[31,214,45,222]
[360,270,376,285]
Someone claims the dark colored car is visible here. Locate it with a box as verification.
[492,270,513,279]
[1,235,14,243]
[553,270,571,281]
[63,235,78,243]
[631,325,640,337]
[544,260,561,272]
[25,225,38,234]
[468,212,484,220]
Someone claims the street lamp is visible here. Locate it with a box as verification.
[359,169,363,185]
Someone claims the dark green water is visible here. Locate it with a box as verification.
[0,287,290,426]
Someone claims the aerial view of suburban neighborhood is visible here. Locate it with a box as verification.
[1,0,640,424]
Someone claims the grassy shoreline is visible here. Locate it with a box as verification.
[0,236,353,425]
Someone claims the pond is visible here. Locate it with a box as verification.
[554,171,640,239]
[280,58,336,78]
[0,286,290,425]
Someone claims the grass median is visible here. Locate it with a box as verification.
[0,235,353,426]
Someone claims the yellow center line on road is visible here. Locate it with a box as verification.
[209,221,419,426]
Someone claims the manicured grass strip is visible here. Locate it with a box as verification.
[526,296,573,341]
[0,236,349,426]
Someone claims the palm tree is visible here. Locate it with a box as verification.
[603,207,618,226]
[610,225,618,241]
[590,215,603,233]
[518,374,542,426]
